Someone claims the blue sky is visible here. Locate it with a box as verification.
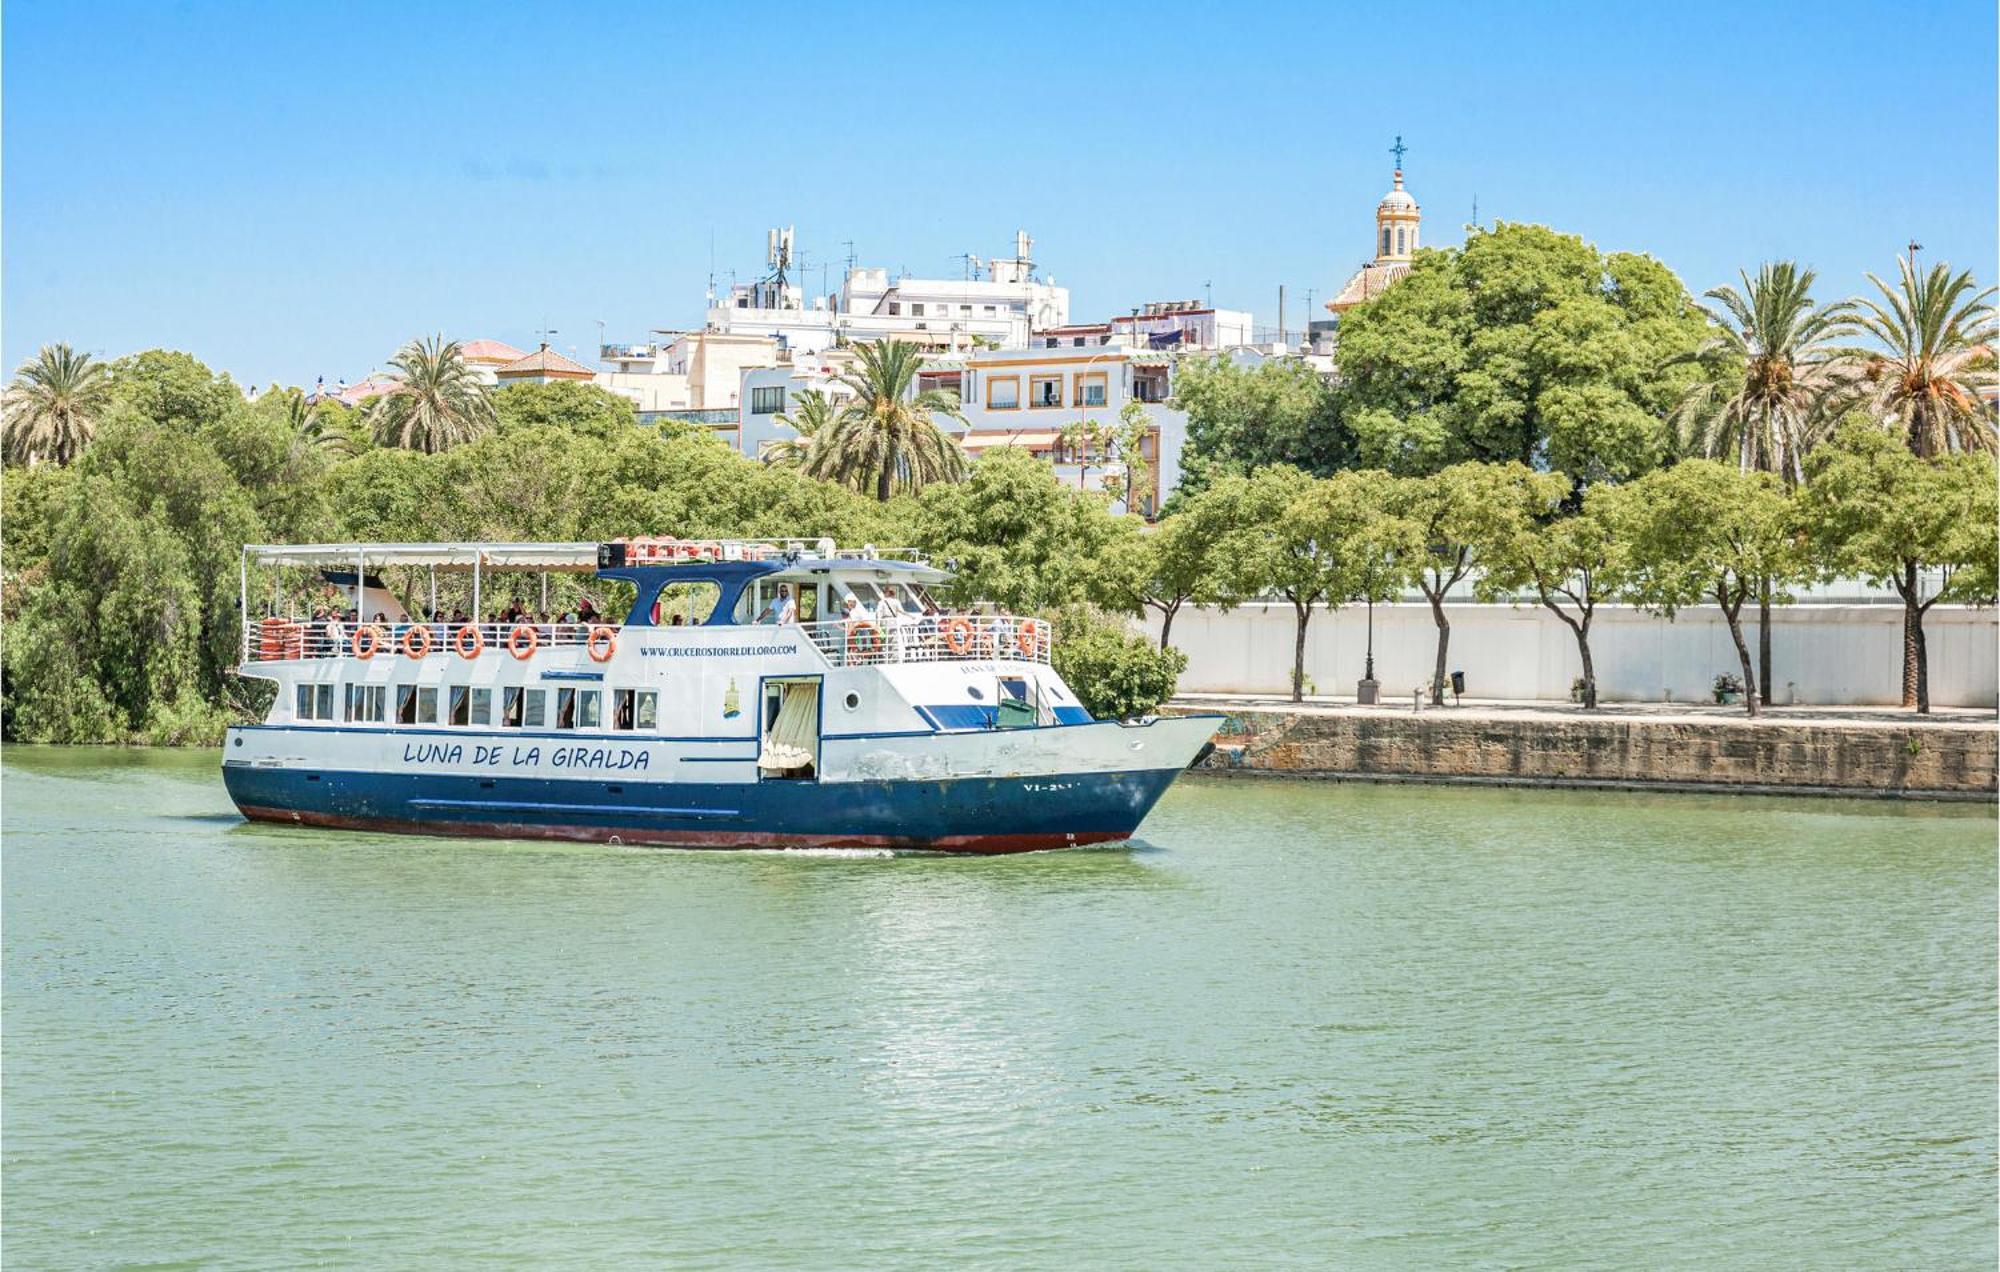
[5,0,1995,388]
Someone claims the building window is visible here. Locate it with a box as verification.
[959,305,971,315]
[750,386,785,414]
[910,303,924,316]
[1029,375,1062,409]
[986,376,1020,410]
[888,302,900,316]
[1074,373,1108,408]
[295,683,335,722]
[984,305,997,315]
[1396,227,1406,255]
[1071,337,1085,347]
[1381,227,1392,257]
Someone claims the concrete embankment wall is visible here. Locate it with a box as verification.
[1170,708,1999,800]
[1147,602,1999,709]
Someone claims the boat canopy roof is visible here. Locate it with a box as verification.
[243,543,601,573]
[243,539,952,582]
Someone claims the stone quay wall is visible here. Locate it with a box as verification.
[1170,708,1999,800]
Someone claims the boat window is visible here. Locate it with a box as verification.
[735,579,805,625]
[396,686,417,724]
[416,687,438,724]
[653,582,720,626]
[470,688,492,726]
[612,689,658,731]
[796,585,819,622]
[295,683,336,722]
[522,688,546,728]
[449,686,470,727]
[502,687,525,727]
[556,688,576,729]
[578,689,602,729]
[345,684,387,723]
[999,677,1029,702]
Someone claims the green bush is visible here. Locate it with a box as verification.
[1050,605,1187,721]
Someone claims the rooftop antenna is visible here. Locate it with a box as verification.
[842,239,857,276]
[1471,193,1478,228]
[1204,279,1212,308]
[706,231,716,305]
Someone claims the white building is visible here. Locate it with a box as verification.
[595,329,785,416]
[1034,300,1254,352]
[706,229,1068,355]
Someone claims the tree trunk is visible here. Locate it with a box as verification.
[1574,622,1598,709]
[876,451,894,503]
[1900,562,1919,707]
[1723,595,1759,719]
[1912,598,1931,715]
[1427,589,1450,706]
[1158,600,1180,651]
[1757,579,1773,706]
[1291,600,1310,703]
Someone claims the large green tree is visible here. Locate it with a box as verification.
[1389,461,1567,704]
[914,446,1132,614]
[368,336,497,453]
[811,340,966,501]
[1613,462,1807,717]
[3,343,115,467]
[1801,422,1998,713]
[1476,478,1626,709]
[1168,354,1347,498]
[1336,223,1714,483]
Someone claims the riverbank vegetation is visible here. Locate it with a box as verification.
[3,225,1993,740]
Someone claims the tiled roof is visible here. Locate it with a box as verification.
[1328,260,1410,313]
[495,343,596,379]
[459,338,527,365]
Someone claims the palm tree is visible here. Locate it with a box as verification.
[764,388,834,469]
[1669,262,1855,703]
[283,388,354,457]
[1669,262,1855,484]
[2,343,114,467]
[367,336,497,453]
[807,340,966,501]
[1848,258,1997,459]
[1847,257,1998,707]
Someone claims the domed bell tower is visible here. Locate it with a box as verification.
[1375,136,1420,262]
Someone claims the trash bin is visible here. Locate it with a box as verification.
[1450,670,1466,697]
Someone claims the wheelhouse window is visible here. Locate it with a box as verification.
[295,683,336,722]
[1029,375,1062,409]
[986,376,1019,410]
[613,689,657,731]
[749,386,785,414]
[1074,373,1108,407]
[652,581,720,626]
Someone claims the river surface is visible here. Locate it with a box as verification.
[4,747,1994,1268]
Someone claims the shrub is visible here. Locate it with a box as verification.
[1050,605,1187,721]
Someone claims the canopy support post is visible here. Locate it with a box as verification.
[541,574,548,613]
[355,547,365,615]
[473,556,482,623]
[239,548,248,625]
[429,567,437,619]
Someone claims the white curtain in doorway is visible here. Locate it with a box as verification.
[757,682,819,772]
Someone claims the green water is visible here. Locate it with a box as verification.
[4,748,1994,1268]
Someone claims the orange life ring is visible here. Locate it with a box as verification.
[507,625,538,660]
[587,625,617,662]
[942,617,974,655]
[1017,620,1043,658]
[351,625,381,660]
[453,624,484,659]
[402,625,433,659]
[846,621,882,657]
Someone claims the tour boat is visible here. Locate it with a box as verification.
[222,538,1220,853]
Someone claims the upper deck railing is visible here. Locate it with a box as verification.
[240,613,1053,667]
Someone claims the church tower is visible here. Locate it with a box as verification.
[1330,137,1421,314]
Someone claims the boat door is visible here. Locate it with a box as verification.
[756,676,821,781]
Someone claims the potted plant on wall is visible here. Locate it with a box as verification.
[1712,672,1744,705]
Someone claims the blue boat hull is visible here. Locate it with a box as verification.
[221,762,1186,853]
